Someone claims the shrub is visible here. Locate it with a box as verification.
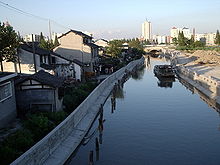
[0,129,34,165]
[63,82,97,113]
[42,111,68,125]
[24,114,55,141]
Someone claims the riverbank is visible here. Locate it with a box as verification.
[10,57,144,165]
[172,50,220,104]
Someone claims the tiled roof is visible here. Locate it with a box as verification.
[20,43,51,56]
[0,72,14,78]
[58,30,92,39]
[95,39,108,43]
[51,52,83,66]
[85,42,99,48]
[16,70,64,88]
[20,43,83,67]
[0,72,17,83]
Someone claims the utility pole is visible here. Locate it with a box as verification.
[49,19,52,41]
[81,40,85,82]
[32,34,37,73]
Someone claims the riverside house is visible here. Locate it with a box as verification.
[95,39,109,55]
[0,72,17,128]
[2,43,82,81]
[54,30,99,73]
[15,70,64,112]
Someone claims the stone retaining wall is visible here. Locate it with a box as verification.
[176,65,220,103]
[11,57,144,165]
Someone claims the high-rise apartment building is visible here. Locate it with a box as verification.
[142,20,151,41]
[23,34,41,42]
[170,27,191,43]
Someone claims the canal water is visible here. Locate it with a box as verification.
[66,57,220,165]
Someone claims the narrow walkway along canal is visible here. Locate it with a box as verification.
[66,57,220,165]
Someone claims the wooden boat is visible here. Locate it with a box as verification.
[153,65,175,77]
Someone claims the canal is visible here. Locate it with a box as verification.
[66,57,220,165]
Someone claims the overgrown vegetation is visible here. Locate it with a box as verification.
[0,111,67,165]
[63,81,97,113]
[0,80,98,165]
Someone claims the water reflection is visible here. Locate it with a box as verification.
[146,55,151,68]
[67,58,220,165]
[178,77,220,113]
[131,66,145,80]
[156,76,175,88]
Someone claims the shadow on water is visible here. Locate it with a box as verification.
[155,76,175,88]
[65,66,142,165]
[178,77,220,113]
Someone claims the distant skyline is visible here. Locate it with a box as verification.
[0,0,220,39]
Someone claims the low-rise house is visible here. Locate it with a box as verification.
[15,70,64,112]
[54,30,99,73]
[2,43,82,81]
[95,39,109,55]
[95,39,108,48]
[51,52,83,81]
[0,72,17,129]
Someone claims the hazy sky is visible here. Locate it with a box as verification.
[0,0,220,39]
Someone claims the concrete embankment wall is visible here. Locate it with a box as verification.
[11,57,144,165]
[176,65,220,104]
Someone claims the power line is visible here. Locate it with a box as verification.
[0,1,48,21]
[0,1,71,30]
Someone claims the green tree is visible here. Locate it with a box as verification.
[128,38,144,51]
[39,32,54,51]
[172,37,178,45]
[54,35,59,47]
[39,32,45,43]
[0,22,19,71]
[188,35,195,46]
[106,40,123,58]
[193,41,205,47]
[215,30,220,45]
[178,31,187,46]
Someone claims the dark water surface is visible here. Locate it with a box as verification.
[66,58,220,165]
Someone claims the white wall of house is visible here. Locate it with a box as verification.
[75,64,81,81]
[2,49,47,74]
[54,32,93,72]
[95,39,108,47]
[51,54,82,80]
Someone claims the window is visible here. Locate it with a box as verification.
[0,81,12,102]
[51,57,56,64]
[40,55,47,64]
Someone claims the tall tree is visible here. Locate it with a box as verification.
[0,22,19,71]
[215,30,220,45]
[39,32,45,43]
[39,33,54,51]
[172,37,178,45]
[53,35,59,47]
[177,31,187,46]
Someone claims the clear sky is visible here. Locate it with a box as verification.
[0,0,220,39]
